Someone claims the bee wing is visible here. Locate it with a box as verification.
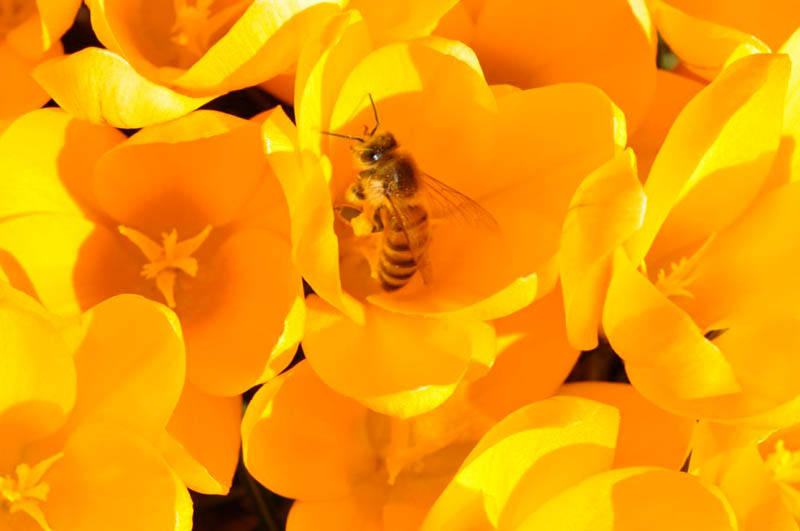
[382,194,434,284]
[419,173,499,231]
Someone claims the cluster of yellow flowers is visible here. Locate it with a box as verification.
[1,0,799,529]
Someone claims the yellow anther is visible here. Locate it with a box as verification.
[654,233,716,299]
[119,225,212,308]
[765,440,800,484]
[1,453,62,531]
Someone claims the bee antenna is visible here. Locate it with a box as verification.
[321,131,365,143]
[368,93,379,136]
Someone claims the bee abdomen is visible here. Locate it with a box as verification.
[379,245,417,291]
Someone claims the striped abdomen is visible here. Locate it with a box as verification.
[379,204,429,291]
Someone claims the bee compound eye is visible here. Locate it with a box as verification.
[361,151,375,163]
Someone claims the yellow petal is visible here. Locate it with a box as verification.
[509,467,736,531]
[241,362,375,500]
[58,295,186,441]
[468,290,580,421]
[349,0,458,43]
[33,48,213,128]
[303,295,492,417]
[560,149,645,350]
[0,108,123,219]
[0,282,75,459]
[44,423,192,531]
[650,0,771,81]
[627,53,791,264]
[629,69,705,179]
[159,382,241,495]
[422,397,619,530]
[471,0,656,131]
[560,382,694,469]
[664,0,800,52]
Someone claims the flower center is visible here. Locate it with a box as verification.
[119,225,212,309]
[0,0,36,38]
[765,439,800,485]
[169,0,250,66]
[1,454,62,531]
[654,233,716,299]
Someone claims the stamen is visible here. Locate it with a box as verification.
[119,225,212,309]
[765,440,800,484]
[654,233,716,299]
[1,453,62,531]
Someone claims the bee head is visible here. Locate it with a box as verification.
[356,132,397,164]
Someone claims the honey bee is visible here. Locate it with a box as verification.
[325,95,497,291]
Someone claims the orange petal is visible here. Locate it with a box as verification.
[0,214,119,316]
[508,467,736,531]
[303,295,494,417]
[471,0,656,131]
[629,69,705,179]
[422,397,619,530]
[627,53,791,264]
[603,249,741,407]
[0,282,75,461]
[44,423,192,531]
[94,111,266,234]
[159,382,241,495]
[0,41,52,121]
[0,108,123,219]
[33,48,213,128]
[36,0,83,50]
[468,290,580,421]
[287,484,384,531]
[560,149,645,350]
[649,0,770,81]
[181,228,304,396]
[349,0,458,43]
[241,362,375,500]
[560,382,694,469]
[262,106,364,321]
[664,0,800,52]
[58,295,186,441]
[95,0,342,95]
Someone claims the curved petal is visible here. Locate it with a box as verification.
[560,382,694,469]
[288,488,383,531]
[508,467,736,531]
[0,108,123,220]
[241,362,375,500]
[303,295,493,417]
[0,214,137,317]
[35,0,83,50]
[349,0,458,43]
[664,0,800,52]
[627,53,791,264]
[778,29,800,182]
[560,149,645,350]
[181,228,304,396]
[94,112,266,234]
[263,106,364,321]
[468,290,579,421]
[94,0,342,95]
[629,69,705,179]
[471,0,656,131]
[33,48,213,128]
[650,0,771,81]
[0,282,75,457]
[421,397,619,531]
[0,41,53,121]
[44,423,192,531]
[52,295,185,445]
[159,382,241,495]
